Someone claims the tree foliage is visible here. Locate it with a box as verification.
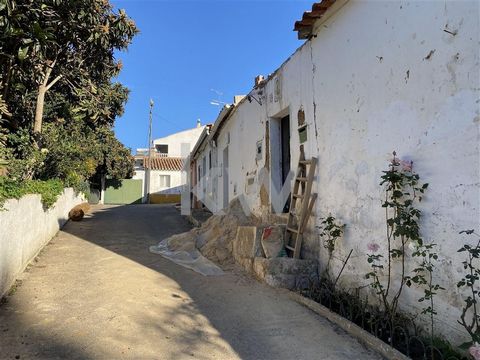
[0,0,137,188]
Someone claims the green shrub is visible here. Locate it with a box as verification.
[0,177,64,209]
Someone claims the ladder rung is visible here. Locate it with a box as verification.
[296,177,307,182]
[287,227,299,233]
[285,245,295,251]
[299,160,312,165]
[293,194,304,199]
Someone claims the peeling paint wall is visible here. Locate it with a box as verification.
[193,0,479,343]
[304,1,479,343]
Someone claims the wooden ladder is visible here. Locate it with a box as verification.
[285,151,317,259]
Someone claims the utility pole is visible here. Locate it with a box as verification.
[145,99,154,204]
[148,99,154,159]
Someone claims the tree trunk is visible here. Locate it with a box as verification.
[34,84,46,135]
[32,59,61,148]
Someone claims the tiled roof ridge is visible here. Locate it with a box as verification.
[143,156,184,171]
[293,0,337,40]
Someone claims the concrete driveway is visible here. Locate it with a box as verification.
[0,205,381,359]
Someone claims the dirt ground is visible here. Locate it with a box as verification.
[0,204,382,359]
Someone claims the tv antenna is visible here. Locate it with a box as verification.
[210,88,226,106]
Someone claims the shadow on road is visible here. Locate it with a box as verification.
[0,204,379,359]
[59,204,282,359]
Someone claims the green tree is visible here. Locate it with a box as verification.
[0,0,137,139]
[0,0,137,184]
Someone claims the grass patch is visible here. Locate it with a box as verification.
[0,177,64,209]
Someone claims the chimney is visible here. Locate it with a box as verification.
[233,95,246,105]
[255,75,264,87]
[197,119,201,128]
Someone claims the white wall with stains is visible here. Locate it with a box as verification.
[302,0,479,343]
[192,0,479,343]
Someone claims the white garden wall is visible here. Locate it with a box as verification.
[0,188,83,297]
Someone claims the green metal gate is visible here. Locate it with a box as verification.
[104,179,143,204]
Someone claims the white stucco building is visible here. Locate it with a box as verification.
[189,0,479,344]
[134,124,205,203]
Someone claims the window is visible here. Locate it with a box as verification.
[155,144,168,154]
[298,125,307,144]
[202,156,207,177]
[159,175,171,188]
[209,151,212,169]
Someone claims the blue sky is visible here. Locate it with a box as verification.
[112,0,312,152]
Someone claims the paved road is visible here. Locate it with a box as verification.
[0,205,381,360]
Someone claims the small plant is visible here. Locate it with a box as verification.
[318,216,345,277]
[318,216,352,291]
[457,230,480,351]
[366,243,386,298]
[319,216,345,254]
[365,151,428,339]
[405,243,445,357]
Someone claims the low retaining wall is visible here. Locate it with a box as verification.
[0,188,83,297]
[233,226,318,290]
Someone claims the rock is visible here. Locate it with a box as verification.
[233,226,263,259]
[68,208,84,221]
[68,203,91,222]
[215,247,230,263]
[68,203,91,221]
[232,226,265,271]
[253,257,318,290]
[261,226,285,258]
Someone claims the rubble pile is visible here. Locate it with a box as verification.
[150,198,259,274]
[150,198,318,290]
[195,198,259,265]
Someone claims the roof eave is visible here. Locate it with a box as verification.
[293,0,349,40]
[191,126,211,160]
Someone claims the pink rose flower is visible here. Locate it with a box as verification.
[367,243,380,252]
[470,343,480,360]
[400,160,413,172]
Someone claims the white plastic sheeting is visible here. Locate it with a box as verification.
[149,238,224,276]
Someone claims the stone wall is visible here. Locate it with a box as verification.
[0,188,83,297]
[234,225,318,290]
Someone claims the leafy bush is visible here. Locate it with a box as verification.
[0,177,64,209]
[4,128,46,181]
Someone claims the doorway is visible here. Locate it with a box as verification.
[223,146,229,209]
[270,112,291,213]
[280,115,291,185]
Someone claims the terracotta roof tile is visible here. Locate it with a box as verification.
[143,157,184,171]
[293,0,337,40]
